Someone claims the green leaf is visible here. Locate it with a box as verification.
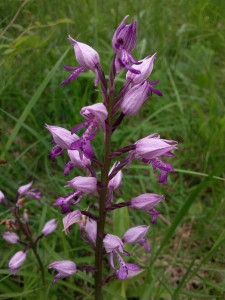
[5,48,69,152]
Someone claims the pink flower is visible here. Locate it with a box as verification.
[41,219,58,236]
[8,251,26,275]
[67,176,97,194]
[2,232,20,244]
[48,260,77,284]
[62,210,82,234]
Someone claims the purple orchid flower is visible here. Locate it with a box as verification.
[103,234,130,280]
[62,210,82,234]
[45,124,79,160]
[2,232,20,244]
[70,103,108,158]
[122,225,150,250]
[130,193,164,223]
[118,263,143,279]
[48,260,77,284]
[120,81,149,115]
[135,134,178,183]
[126,53,162,96]
[41,219,58,236]
[54,176,97,214]
[112,15,140,74]
[80,216,97,247]
[107,161,123,205]
[17,181,42,200]
[62,36,102,87]
[64,149,91,176]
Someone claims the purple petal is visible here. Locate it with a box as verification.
[82,141,95,158]
[61,66,86,86]
[71,121,89,134]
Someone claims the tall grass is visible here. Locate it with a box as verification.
[0,0,224,299]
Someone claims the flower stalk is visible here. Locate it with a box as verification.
[95,94,113,299]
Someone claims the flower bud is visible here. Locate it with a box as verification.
[18,181,33,196]
[103,234,124,253]
[8,251,26,275]
[123,225,149,244]
[126,53,156,84]
[45,125,79,149]
[136,135,178,159]
[2,232,20,244]
[0,191,5,203]
[108,162,123,190]
[23,209,29,223]
[48,260,77,284]
[130,193,164,211]
[68,36,100,70]
[41,219,58,236]
[120,81,149,116]
[62,210,82,234]
[67,176,97,194]
[80,103,108,130]
[80,217,97,244]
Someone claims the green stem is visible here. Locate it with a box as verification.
[14,208,45,284]
[95,96,113,300]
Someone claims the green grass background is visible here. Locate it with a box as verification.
[0,0,225,299]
